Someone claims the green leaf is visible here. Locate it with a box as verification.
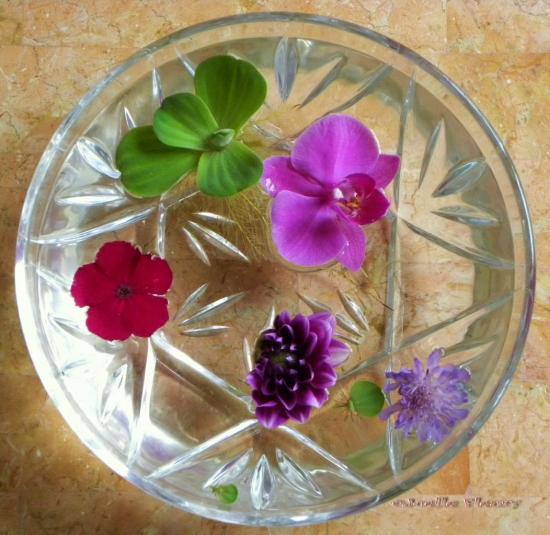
[195,55,267,131]
[116,126,200,198]
[348,381,385,417]
[212,484,238,505]
[208,128,235,150]
[197,140,263,197]
[153,93,218,150]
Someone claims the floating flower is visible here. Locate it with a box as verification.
[261,114,400,271]
[247,311,350,428]
[71,241,173,341]
[379,348,471,443]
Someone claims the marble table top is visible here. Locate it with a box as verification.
[0,1,547,533]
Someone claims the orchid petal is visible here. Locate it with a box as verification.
[271,191,346,268]
[353,188,391,225]
[369,153,400,189]
[335,220,366,272]
[291,115,379,186]
[261,156,323,197]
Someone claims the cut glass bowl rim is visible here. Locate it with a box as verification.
[15,12,536,526]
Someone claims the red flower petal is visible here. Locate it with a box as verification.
[131,254,173,295]
[125,294,169,337]
[95,241,140,282]
[71,263,117,307]
[86,299,132,341]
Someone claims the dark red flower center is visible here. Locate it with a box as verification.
[116,284,133,299]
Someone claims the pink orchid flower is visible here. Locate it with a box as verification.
[261,115,400,271]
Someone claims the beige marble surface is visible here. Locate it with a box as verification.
[0,1,548,533]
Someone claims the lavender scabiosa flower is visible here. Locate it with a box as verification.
[247,311,350,429]
[379,348,471,443]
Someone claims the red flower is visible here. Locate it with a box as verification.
[70,241,173,341]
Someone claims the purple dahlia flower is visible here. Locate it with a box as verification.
[379,348,471,444]
[247,311,350,429]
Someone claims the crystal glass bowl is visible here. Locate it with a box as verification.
[15,13,535,526]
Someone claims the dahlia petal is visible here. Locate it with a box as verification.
[95,241,140,282]
[298,386,328,408]
[311,362,337,389]
[297,362,314,383]
[309,312,336,333]
[261,156,323,197]
[291,115,379,186]
[271,191,346,267]
[132,254,173,295]
[256,406,288,429]
[280,324,294,345]
[290,314,310,345]
[246,371,262,390]
[86,299,132,342]
[274,311,291,329]
[335,220,366,272]
[277,385,297,410]
[71,263,117,307]
[261,378,277,396]
[252,390,278,407]
[308,331,330,358]
[328,339,351,367]
[125,294,169,338]
[283,371,299,392]
[287,404,312,424]
[368,154,400,189]
[303,332,319,358]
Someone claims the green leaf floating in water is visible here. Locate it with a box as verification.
[116,126,199,198]
[211,484,239,505]
[117,55,267,198]
[195,55,267,132]
[198,140,263,197]
[348,381,385,417]
[153,92,218,151]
